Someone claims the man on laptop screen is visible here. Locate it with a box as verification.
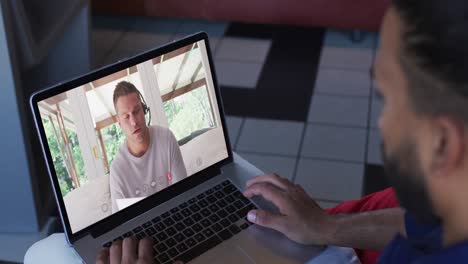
[110,81,187,212]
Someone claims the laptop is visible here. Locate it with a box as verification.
[30,32,322,263]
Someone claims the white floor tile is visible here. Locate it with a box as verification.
[295,158,364,201]
[237,118,304,156]
[225,116,243,148]
[367,129,383,165]
[324,30,377,49]
[319,47,374,70]
[301,124,367,162]
[215,60,263,89]
[308,95,369,127]
[237,152,297,180]
[314,69,371,97]
[215,37,272,63]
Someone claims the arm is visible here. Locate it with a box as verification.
[243,174,405,251]
[328,207,405,250]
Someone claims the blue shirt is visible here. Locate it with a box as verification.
[378,213,468,263]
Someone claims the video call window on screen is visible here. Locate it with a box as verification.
[38,41,228,232]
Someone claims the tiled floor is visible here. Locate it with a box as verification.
[92,15,386,209]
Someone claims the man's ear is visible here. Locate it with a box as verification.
[431,117,465,177]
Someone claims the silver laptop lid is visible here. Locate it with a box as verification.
[30,32,234,243]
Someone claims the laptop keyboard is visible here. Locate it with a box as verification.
[103,180,257,264]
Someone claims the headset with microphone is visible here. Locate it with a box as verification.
[135,89,151,127]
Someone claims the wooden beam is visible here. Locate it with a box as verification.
[191,62,203,83]
[96,115,118,130]
[162,78,206,102]
[97,129,110,173]
[171,44,194,91]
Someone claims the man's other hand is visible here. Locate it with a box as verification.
[243,174,337,245]
[96,237,153,264]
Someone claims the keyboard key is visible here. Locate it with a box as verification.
[197,193,206,200]
[211,223,222,232]
[236,204,257,218]
[179,202,188,209]
[214,184,222,190]
[218,229,232,241]
[173,213,183,222]
[234,200,244,209]
[225,195,235,203]
[192,213,202,222]
[240,196,251,205]
[161,212,171,218]
[113,236,123,242]
[232,190,242,198]
[163,218,175,227]
[225,205,236,213]
[155,243,168,253]
[205,189,214,195]
[143,221,152,228]
[192,223,203,232]
[156,232,168,241]
[216,199,228,208]
[175,233,185,243]
[157,253,170,263]
[154,222,165,231]
[229,225,241,234]
[185,237,197,247]
[123,231,133,238]
[136,233,144,240]
[183,218,194,226]
[175,222,185,231]
[240,223,249,229]
[170,207,179,214]
[166,227,176,236]
[220,219,230,228]
[133,226,143,233]
[168,248,179,258]
[206,195,217,203]
[222,180,230,186]
[189,204,201,212]
[151,216,161,224]
[177,242,188,253]
[228,214,239,223]
[175,236,222,263]
[200,209,211,217]
[103,241,112,248]
[166,238,177,247]
[217,209,228,218]
[181,208,192,217]
[223,185,236,194]
[214,191,225,199]
[202,228,214,237]
[201,219,211,228]
[188,198,197,204]
[146,227,156,236]
[209,214,220,223]
[209,204,220,212]
[195,233,206,242]
[183,228,195,237]
[197,199,209,208]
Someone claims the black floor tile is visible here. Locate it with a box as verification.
[221,23,325,122]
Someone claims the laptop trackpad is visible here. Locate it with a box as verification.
[190,242,255,264]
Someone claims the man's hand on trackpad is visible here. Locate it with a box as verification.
[243,173,337,245]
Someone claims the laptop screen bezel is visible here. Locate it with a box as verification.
[30,32,234,243]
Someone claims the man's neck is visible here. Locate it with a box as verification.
[442,203,468,247]
[127,128,150,157]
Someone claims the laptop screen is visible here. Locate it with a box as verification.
[35,38,229,234]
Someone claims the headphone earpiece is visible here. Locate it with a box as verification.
[136,90,151,126]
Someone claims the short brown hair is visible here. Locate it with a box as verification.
[113,81,141,113]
